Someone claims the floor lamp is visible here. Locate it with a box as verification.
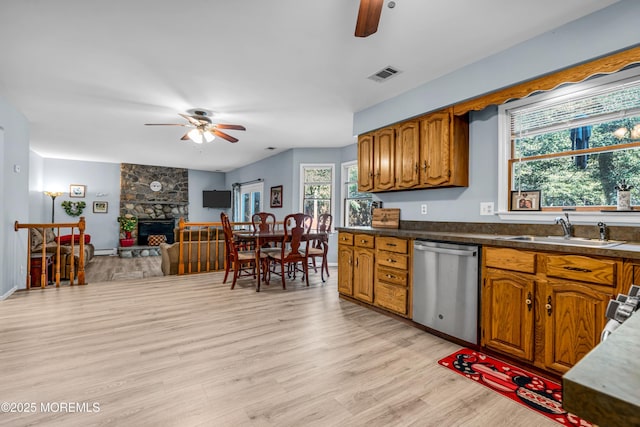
[44,191,64,223]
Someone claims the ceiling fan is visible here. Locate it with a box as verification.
[145,110,246,143]
[355,0,384,38]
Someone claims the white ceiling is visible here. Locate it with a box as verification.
[0,0,618,172]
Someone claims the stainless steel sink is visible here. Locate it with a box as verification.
[498,235,626,248]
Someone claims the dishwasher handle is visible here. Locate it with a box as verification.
[413,244,477,257]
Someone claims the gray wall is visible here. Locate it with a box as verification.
[1,96,30,299]
[43,159,121,250]
[38,160,231,250]
[188,169,227,223]
[354,0,640,224]
[225,145,359,265]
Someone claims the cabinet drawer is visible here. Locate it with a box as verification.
[338,232,354,246]
[545,254,617,287]
[484,247,537,274]
[376,236,408,254]
[355,234,375,248]
[376,267,408,287]
[377,252,408,270]
[374,282,408,315]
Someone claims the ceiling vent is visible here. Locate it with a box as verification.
[368,66,402,82]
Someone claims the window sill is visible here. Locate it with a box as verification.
[496,210,640,224]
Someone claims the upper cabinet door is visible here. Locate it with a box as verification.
[374,127,395,191]
[419,110,451,186]
[357,133,374,192]
[395,120,420,189]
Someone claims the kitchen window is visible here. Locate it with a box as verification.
[300,164,334,229]
[498,66,640,216]
[342,161,372,227]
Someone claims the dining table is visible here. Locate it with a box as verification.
[233,229,328,291]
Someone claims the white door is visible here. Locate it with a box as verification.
[236,182,264,222]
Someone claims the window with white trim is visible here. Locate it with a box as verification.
[342,161,372,226]
[300,164,334,229]
[499,67,640,212]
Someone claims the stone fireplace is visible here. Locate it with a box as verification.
[137,219,175,246]
[119,163,189,245]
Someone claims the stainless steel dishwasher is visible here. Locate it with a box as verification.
[412,239,479,344]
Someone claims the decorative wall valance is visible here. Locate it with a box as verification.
[453,45,640,116]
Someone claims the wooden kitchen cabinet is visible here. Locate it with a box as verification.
[394,120,420,189]
[482,268,535,362]
[482,247,620,375]
[374,236,411,316]
[353,234,375,303]
[357,107,468,192]
[542,280,610,373]
[338,233,376,303]
[418,108,469,187]
[373,127,395,191]
[337,233,354,296]
[338,232,412,318]
[357,134,374,192]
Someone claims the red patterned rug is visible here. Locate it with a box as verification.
[438,348,593,426]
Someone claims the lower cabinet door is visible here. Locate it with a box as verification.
[542,280,610,373]
[353,248,375,303]
[337,245,354,296]
[482,269,535,361]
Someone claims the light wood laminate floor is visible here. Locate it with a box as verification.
[1,267,556,426]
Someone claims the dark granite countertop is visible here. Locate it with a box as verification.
[563,313,640,426]
[336,224,640,260]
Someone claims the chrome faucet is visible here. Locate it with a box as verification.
[597,221,607,241]
[555,213,573,238]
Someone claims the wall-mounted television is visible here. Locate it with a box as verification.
[203,190,232,208]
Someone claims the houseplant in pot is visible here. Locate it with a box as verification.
[117,216,137,247]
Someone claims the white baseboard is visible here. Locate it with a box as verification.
[1,286,17,301]
[95,248,117,256]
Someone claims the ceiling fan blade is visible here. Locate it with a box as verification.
[180,132,191,141]
[213,130,239,143]
[355,0,384,37]
[178,113,209,126]
[144,123,188,126]
[215,124,246,131]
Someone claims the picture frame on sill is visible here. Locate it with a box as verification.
[93,201,108,213]
[270,185,283,208]
[69,184,86,198]
[510,190,541,211]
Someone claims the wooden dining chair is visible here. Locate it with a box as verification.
[267,213,312,289]
[221,212,267,289]
[308,213,332,282]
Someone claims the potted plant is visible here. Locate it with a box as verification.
[117,216,137,247]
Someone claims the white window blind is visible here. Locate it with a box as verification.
[510,77,640,139]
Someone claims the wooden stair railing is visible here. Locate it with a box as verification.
[175,218,254,275]
[14,216,87,288]
[174,218,282,275]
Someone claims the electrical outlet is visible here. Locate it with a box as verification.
[480,202,494,216]
[421,204,428,215]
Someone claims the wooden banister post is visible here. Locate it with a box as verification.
[77,217,86,285]
[178,217,185,275]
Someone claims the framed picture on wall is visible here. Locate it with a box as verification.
[69,184,86,198]
[270,185,283,208]
[510,190,541,211]
[93,201,108,213]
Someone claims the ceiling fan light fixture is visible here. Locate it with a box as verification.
[203,131,215,142]
[188,128,204,144]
